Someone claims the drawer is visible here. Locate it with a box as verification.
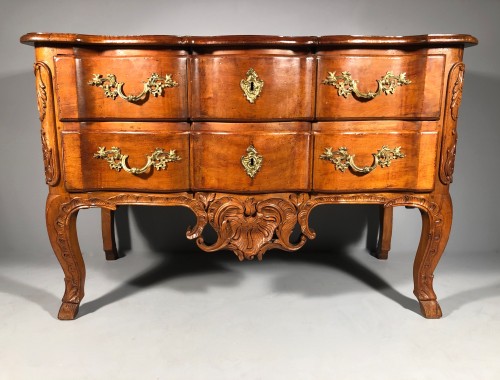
[54,55,188,120]
[191,123,311,192]
[313,128,438,192]
[190,55,315,120]
[62,124,190,192]
[316,54,445,120]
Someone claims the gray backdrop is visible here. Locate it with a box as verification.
[0,0,498,264]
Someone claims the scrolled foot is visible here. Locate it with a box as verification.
[58,302,80,320]
[418,299,442,319]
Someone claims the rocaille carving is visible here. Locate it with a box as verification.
[22,33,477,320]
[440,62,465,185]
[196,195,307,261]
[34,61,59,186]
[297,193,444,304]
[55,194,210,282]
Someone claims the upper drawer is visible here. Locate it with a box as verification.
[316,54,445,120]
[190,55,316,120]
[54,55,188,120]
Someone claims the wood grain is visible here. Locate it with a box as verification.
[316,54,445,120]
[191,122,311,192]
[190,55,315,120]
[313,127,438,192]
[54,54,188,120]
[23,33,477,319]
[62,126,190,192]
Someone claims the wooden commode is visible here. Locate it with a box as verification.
[21,33,477,320]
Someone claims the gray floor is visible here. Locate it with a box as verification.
[1,244,500,380]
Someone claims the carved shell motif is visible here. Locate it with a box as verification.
[197,196,306,260]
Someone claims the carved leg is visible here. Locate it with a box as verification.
[413,194,452,319]
[101,208,119,260]
[46,195,85,320]
[376,205,393,260]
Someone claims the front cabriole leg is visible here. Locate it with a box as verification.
[46,195,87,320]
[387,194,452,318]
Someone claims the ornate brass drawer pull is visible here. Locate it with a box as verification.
[94,146,181,175]
[241,144,263,178]
[240,68,264,104]
[320,146,405,174]
[322,71,411,99]
[88,73,178,103]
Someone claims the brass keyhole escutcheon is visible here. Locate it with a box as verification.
[241,145,263,178]
[240,68,264,104]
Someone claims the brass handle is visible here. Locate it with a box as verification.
[322,71,411,99]
[88,73,178,103]
[94,147,181,175]
[320,146,405,174]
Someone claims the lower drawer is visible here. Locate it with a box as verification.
[313,131,438,192]
[62,130,190,192]
[191,122,311,192]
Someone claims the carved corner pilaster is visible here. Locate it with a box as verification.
[440,62,465,185]
[34,61,60,186]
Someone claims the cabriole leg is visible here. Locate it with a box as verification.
[46,195,86,320]
[376,205,393,260]
[413,194,452,319]
[101,208,118,260]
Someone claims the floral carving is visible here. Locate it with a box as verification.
[54,193,209,293]
[34,62,48,122]
[297,193,446,311]
[34,61,59,186]
[384,195,444,302]
[196,195,307,260]
[440,62,465,185]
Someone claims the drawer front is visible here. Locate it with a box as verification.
[62,127,190,192]
[55,55,188,120]
[316,54,445,120]
[313,130,438,192]
[191,123,311,192]
[190,55,315,120]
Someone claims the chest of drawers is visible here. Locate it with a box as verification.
[21,33,477,320]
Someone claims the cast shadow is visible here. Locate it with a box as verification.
[80,203,419,316]
[0,273,61,317]
[440,282,500,317]
[267,204,420,314]
[79,206,240,317]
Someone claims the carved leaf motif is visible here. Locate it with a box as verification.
[440,62,465,185]
[451,65,465,121]
[41,130,55,184]
[34,63,47,122]
[197,196,306,260]
[34,61,59,186]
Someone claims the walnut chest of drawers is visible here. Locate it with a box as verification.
[21,33,477,320]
